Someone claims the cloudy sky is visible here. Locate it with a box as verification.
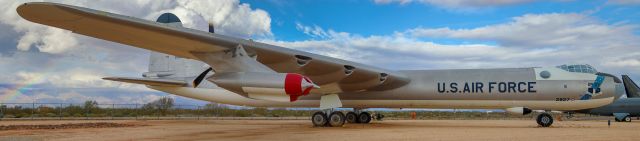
[0,0,639,105]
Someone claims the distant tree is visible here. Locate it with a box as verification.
[157,97,174,115]
[83,100,99,116]
[83,100,98,110]
[204,103,221,109]
[0,105,5,118]
[37,105,56,117]
[64,105,84,117]
[252,107,268,117]
[143,97,174,116]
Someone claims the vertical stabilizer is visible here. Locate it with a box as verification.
[156,13,182,26]
[144,13,208,80]
[622,75,640,98]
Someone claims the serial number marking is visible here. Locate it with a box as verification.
[555,98,575,101]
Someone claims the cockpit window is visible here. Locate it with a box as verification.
[556,64,597,74]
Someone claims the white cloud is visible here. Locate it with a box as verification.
[295,23,331,39]
[0,0,271,82]
[1,0,271,55]
[169,0,272,37]
[608,59,640,67]
[8,69,150,91]
[57,92,111,104]
[0,0,272,103]
[264,24,526,69]
[407,13,638,48]
[16,25,79,54]
[266,13,640,77]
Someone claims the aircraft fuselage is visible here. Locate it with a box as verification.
[150,66,623,111]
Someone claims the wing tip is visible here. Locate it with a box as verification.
[17,2,82,24]
[102,77,119,81]
[102,77,187,87]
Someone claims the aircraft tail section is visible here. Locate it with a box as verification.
[144,13,209,80]
[145,49,209,80]
[622,75,640,98]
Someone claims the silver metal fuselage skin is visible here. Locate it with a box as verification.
[577,98,640,117]
[150,67,623,111]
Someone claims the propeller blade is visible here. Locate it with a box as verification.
[193,68,213,88]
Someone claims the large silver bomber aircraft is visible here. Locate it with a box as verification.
[18,2,630,127]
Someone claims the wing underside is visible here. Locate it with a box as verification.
[18,2,410,94]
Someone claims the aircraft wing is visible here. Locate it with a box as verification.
[17,2,410,93]
[103,77,187,87]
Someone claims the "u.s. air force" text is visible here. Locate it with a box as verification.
[437,82,536,94]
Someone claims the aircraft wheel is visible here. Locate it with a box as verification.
[328,111,345,127]
[358,112,372,124]
[624,116,632,122]
[312,111,328,127]
[536,113,554,127]
[346,112,358,123]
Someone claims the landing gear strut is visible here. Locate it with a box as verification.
[536,113,554,127]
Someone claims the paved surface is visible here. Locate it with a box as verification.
[0,119,638,141]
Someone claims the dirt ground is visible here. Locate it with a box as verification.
[0,119,638,141]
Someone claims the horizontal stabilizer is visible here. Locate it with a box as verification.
[622,75,640,98]
[103,77,186,87]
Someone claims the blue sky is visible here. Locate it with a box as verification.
[0,0,640,105]
[245,0,637,42]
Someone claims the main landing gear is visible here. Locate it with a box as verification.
[312,109,347,127]
[624,116,632,122]
[312,111,346,127]
[615,116,632,122]
[536,113,554,127]
[346,111,372,124]
[312,110,372,127]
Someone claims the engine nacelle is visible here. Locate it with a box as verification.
[208,72,319,102]
[505,107,533,115]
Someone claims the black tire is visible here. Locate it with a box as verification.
[358,112,372,124]
[536,113,554,127]
[346,112,358,123]
[312,111,327,127]
[615,118,622,122]
[624,116,632,122]
[328,111,346,127]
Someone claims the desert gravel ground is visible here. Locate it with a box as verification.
[0,119,638,141]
